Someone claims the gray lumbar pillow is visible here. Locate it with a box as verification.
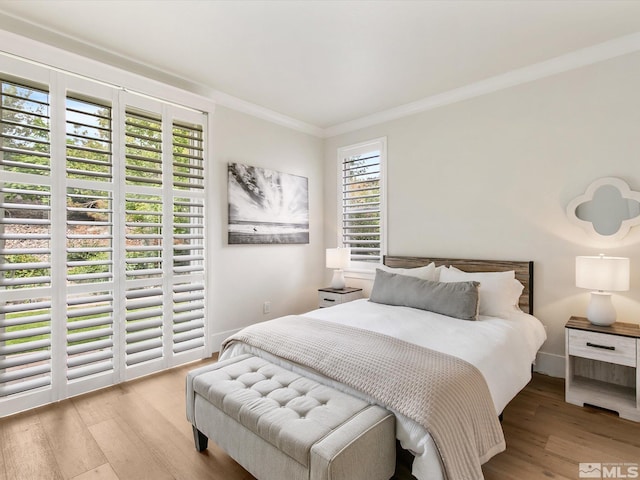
[369,269,479,320]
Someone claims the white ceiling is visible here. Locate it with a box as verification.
[1,1,640,133]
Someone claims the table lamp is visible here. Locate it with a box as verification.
[576,255,630,326]
[326,247,350,289]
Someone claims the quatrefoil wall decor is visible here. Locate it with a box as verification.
[567,177,640,240]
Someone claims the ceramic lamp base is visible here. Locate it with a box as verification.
[586,291,616,326]
[330,269,345,289]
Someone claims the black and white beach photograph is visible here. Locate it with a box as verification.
[228,162,309,244]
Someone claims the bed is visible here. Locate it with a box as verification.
[220,256,547,480]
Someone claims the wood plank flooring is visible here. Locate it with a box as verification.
[1,359,638,480]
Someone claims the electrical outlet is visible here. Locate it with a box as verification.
[263,301,271,314]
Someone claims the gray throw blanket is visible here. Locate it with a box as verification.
[222,316,505,480]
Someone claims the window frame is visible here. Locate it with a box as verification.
[0,48,212,417]
[336,137,387,276]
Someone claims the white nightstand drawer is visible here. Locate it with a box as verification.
[318,292,342,308]
[568,329,637,367]
[317,288,363,308]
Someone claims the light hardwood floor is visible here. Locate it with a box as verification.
[1,359,638,480]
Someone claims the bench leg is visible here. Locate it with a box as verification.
[193,426,209,452]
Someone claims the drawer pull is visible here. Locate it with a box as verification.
[586,342,615,351]
[323,298,336,303]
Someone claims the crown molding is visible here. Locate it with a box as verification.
[0,16,323,138]
[323,32,640,138]
[211,90,325,138]
[0,25,217,114]
[1,14,639,141]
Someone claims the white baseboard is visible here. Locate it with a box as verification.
[534,351,565,378]
[210,328,242,354]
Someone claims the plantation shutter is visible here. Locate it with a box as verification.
[171,121,205,355]
[124,107,165,369]
[65,95,115,383]
[0,79,53,398]
[0,61,209,417]
[340,140,385,266]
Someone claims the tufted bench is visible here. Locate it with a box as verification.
[186,354,396,480]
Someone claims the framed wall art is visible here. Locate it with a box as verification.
[228,163,309,244]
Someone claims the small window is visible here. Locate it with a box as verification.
[337,137,386,270]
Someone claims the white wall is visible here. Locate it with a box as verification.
[324,51,640,377]
[209,106,325,350]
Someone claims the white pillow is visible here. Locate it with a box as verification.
[439,267,523,318]
[378,262,437,281]
[448,265,515,279]
[434,265,448,282]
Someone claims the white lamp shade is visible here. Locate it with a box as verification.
[576,255,630,292]
[326,248,351,269]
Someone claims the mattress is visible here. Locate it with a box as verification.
[221,298,547,480]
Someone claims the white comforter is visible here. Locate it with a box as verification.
[221,299,546,480]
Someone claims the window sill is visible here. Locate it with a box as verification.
[344,268,376,281]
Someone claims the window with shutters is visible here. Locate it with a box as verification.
[0,60,209,416]
[65,95,115,383]
[171,121,205,355]
[124,109,165,369]
[0,79,53,398]
[337,138,386,270]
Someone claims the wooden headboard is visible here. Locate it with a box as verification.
[383,256,534,315]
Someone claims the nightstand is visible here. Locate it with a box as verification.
[318,287,363,308]
[565,316,640,421]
